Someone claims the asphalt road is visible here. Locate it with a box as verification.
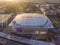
[0,37,29,45]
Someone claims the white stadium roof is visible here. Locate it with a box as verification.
[9,13,54,28]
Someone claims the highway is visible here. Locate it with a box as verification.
[0,32,55,45]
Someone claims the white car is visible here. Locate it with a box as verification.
[9,13,54,33]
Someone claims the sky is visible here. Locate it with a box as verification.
[0,0,45,2]
[0,0,60,3]
[0,0,48,3]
